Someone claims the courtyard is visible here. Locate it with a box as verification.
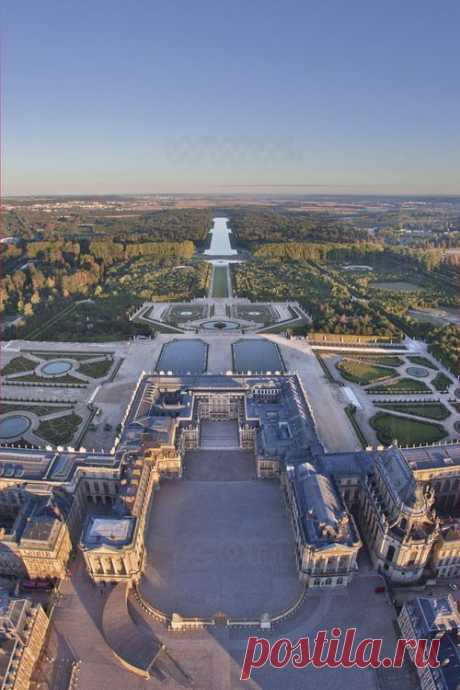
[139,456,302,619]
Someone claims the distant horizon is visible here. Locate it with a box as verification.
[4,189,460,200]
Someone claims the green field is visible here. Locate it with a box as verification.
[211,265,230,298]
[375,402,451,421]
[370,412,448,446]
[368,378,431,394]
[336,358,397,385]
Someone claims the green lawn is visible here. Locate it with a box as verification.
[368,378,431,394]
[1,356,36,376]
[370,412,448,446]
[336,358,397,385]
[27,351,113,360]
[343,354,405,367]
[36,413,82,446]
[374,402,451,421]
[407,355,438,370]
[432,372,453,391]
[0,403,72,417]
[11,373,84,385]
[78,358,113,379]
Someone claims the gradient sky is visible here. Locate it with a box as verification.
[2,0,460,195]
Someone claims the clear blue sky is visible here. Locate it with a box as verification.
[2,0,460,195]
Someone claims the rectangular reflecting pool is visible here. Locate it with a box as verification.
[232,339,285,374]
[156,340,208,374]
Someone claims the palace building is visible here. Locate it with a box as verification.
[1,373,460,594]
[0,593,49,690]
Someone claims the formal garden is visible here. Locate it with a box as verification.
[231,304,276,325]
[1,350,119,387]
[36,412,83,446]
[317,350,456,448]
[0,398,89,447]
[164,304,208,326]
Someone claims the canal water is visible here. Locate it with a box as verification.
[156,340,208,374]
[205,217,237,256]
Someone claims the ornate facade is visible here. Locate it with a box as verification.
[1,373,460,593]
[398,594,460,689]
[282,462,361,587]
[0,594,49,690]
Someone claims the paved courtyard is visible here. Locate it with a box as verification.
[140,477,302,618]
[183,449,257,481]
[200,420,240,448]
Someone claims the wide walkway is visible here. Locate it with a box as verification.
[103,582,163,675]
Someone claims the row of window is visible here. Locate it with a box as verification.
[84,480,117,495]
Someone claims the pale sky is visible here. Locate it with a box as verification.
[3,0,460,196]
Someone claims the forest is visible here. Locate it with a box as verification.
[228,210,369,247]
[3,208,213,244]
